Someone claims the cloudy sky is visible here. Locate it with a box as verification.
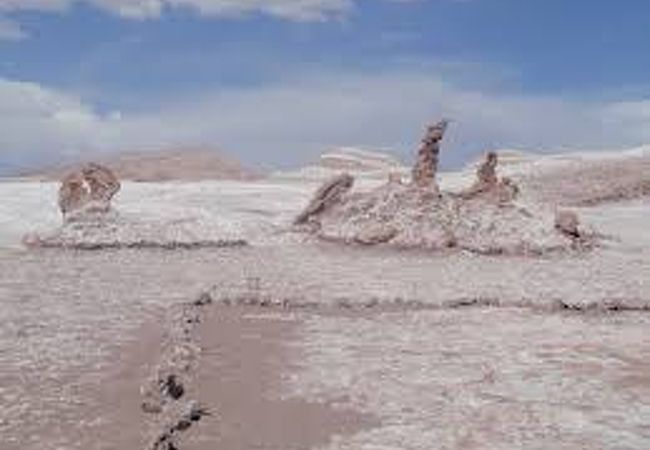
[1,0,650,173]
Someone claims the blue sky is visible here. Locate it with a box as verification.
[1,0,650,173]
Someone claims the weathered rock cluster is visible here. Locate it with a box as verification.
[23,122,593,255]
[24,162,247,250]
[294,121,592,255]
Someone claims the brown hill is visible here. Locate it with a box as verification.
[26,149,259,182]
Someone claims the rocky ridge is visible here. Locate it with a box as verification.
[293,121,594,255]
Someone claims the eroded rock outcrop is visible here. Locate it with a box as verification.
[412,120,448,189]
[58,163,120,220]
[294,121,595,255]
[25,163,247,250]
[465,151,498,194]
[294,173,354,225]
[461,152,519,204]
[58,172,90,216]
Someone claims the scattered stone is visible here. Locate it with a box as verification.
[354,223,398,245]
[555,210,581,238]
[150,403,210,450]
[172,403,210,432]
[193,292,213,306]
[142,398,163,415]
[162,374,185,400]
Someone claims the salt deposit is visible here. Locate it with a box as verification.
[1,142,649,450]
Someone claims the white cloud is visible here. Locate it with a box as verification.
[165,0,354,21]
[0,0,359,40]
[0,79,117,169]
[0,0,67,12]
[0,0,355,29]
[2,70,650,173]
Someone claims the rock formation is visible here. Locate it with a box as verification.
[469,151,499,193]
[58,163,120,220]
[461,152,519,203]
[293,120,595,255]
[294,173,354,225]
[26,162,247,250]
[58,172,90,215]
[82,163,121,203]
[411,120,448,189]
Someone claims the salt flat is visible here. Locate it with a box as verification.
[0,152,648,449]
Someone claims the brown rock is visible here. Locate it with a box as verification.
[462,152,519,204]
[412,120,448,189]
[58,163,121,218]
[476,151,499,189]
[82,163,121,203]
[58,172,90,215]
[463,151,498,196]
[294,173,355,225]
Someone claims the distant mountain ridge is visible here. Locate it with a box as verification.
[23,149,260,182]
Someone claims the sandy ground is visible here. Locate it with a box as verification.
[29,305,375,450]
[285,308,650,450]
[111,286,650,450]
[182,307,376,449]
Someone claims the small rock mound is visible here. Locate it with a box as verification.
[25,163,246,250]
[294,121,596,255]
